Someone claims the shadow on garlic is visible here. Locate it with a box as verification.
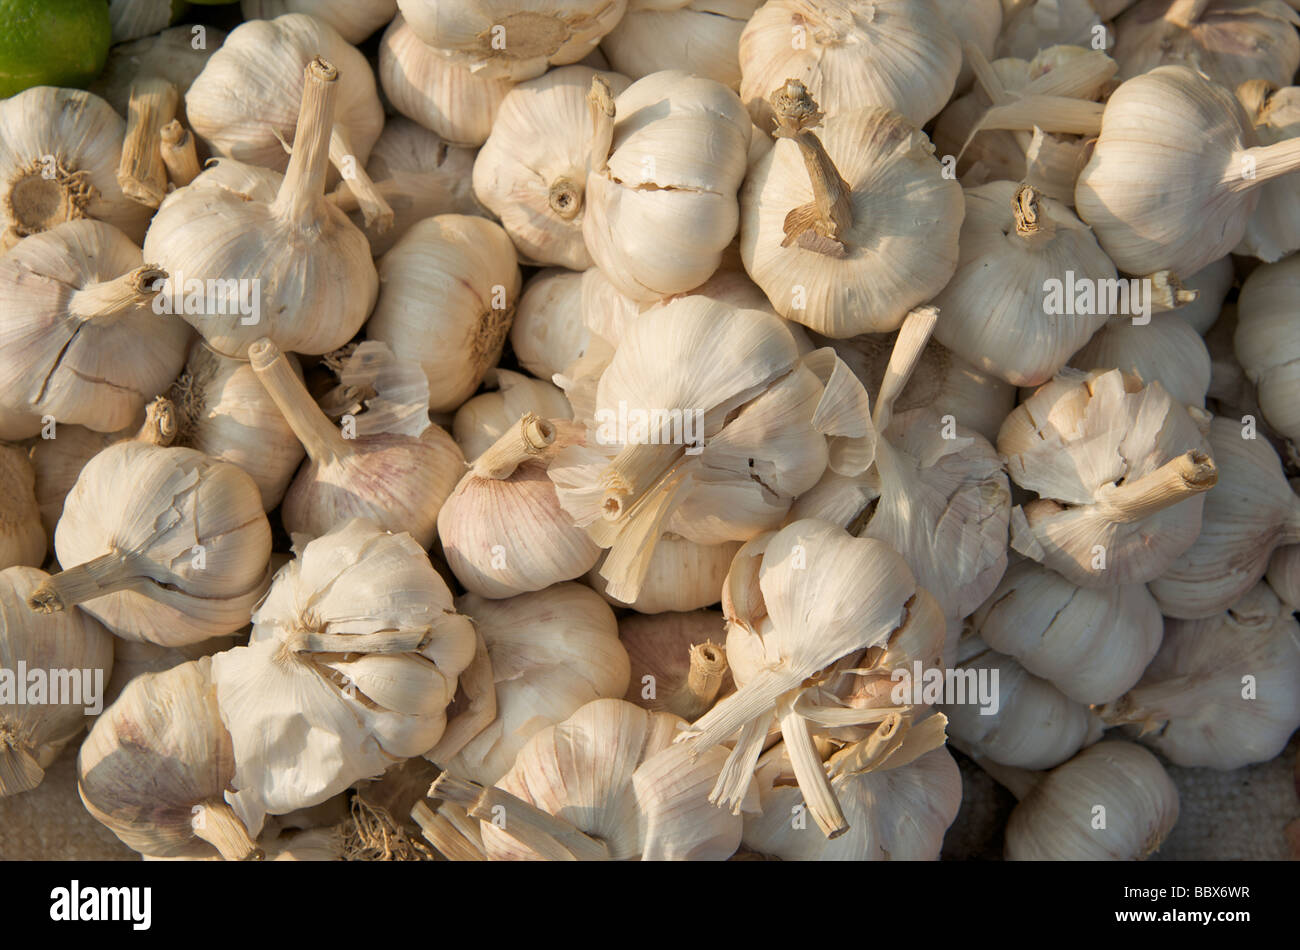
[1235,252,1300,446]
[0,446,47,572]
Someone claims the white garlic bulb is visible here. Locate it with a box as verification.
[146,59,379,358]
[240,0,399,44]
[367,214,522,413]
[585,536,742,613]
[474,66,631,269]
[430,584,630,785]
[737,0,961,130]
[0,448,46,573]
[453,370,573,462]
[1148,415,1300,618]
[1236,83,1300,262]
[1235,253,1300,446]
[601,0,760,88]
[0,221,190,433]
[0,566,114,797]
[999,369,1216,587]
[211,519,477,834]
[31,442,272,647]
[619,609,730,720]
[1102,582,1300,770]
[1266,542,1300,606]
[510,269,591,383]
[1070,314,1213,408]
[931,183,1113,387]
[439,414,601,598]
[583,72,751,301]
[740,81,963,337]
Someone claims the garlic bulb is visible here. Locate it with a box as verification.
[109,0,179,44]
[997,0,1108,58]
[1102,582,1300,769]
[0,87,152,249]
[430,584,630,785]
[0,220,189,433]
[999,368,1216,587]
[1070,313,1213,408]
[510,269,591,382]
[619,609,730,720]
[169,345,305,512]
[1148,415,1300,618]
[249,338,464,549]
[105,634,237,708]
[936,0,1002,91]
[585,536,742,612]
[434,698,749,860]
[396,0,629,80]
[79,658,262,860]
[601,0,760,88]
[995,741,1180,860]
[185,14,393,231]
[474,66,631,269]
[145,59,379,358]
[367,214,522,412]
[379,14,516,147]
[737,0,961,130]
[453,370,573,462]
[1075,65,1300,277]
[1266,542,1300,605]
[1113,0,1300,90]
[439,414,601,598]
[30,442,272,647]
[931,183,1113,386]
[0,566,113,797]
[241,0,399,44]
[211,519,477,834]
[739,81,963,337]
[0,448,46,573]
[1235,253,1300,446]
[1236,83,1300,262]
[972,559,1163,704]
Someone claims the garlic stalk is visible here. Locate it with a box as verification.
[1069,313,1213,408]
[241,0,400,44]
[1101,581,1300,769]
[79,658,262,860]
[619,609,731,720]
[1235,253,1300,446]
[510,269,591,383]
[602,0,759,88]
[248,338,464,549]
[585,536,742,613]
[0,567,114,797]
[453,369,573,463]
[1236,82,1300,262]
[145,59,380,358]
[1148,415,1300,618]
[0,220,190,433]
[0,448,46,573]
[211,519,478,835]
[185,13,393,231]
[1075,65,1300,277]
[999,368,1217,587]
[159,120,201,188]
[29,442,272,646]
[739,81,963,337]
[428,584,630,785]
[439,414,601,598]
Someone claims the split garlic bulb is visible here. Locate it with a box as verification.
[1070,313,1213,408]
[146,59,379,358]
[583,72,751,301]
[1075,65,1300,277]
[585,536,743,612]
[0,87,152,249]
[1235,253,1300,446]
[0,448,46,573]
[1148,415,1300,618]
[0,567,113,797]
[999,369,1216,587]
[510,269,591,382]
[999,740,1180,860]
[0,221,189,433]
[379,14,516,147]
[431,584,630,785]
[737,0,961,130]
[474,66,630,269]
[439,414,601,598]
[972,559,1163,704]
[367,214,521,413]
[31,442,271,646]
[931,183,1113,387]
[249,338,465,549]
[1102,582,1300,770]
[1236,83,1300,262]
[241,0,399,44]
[453,370,572,462]
[396,0,629,79]
[619,609,730,720]
[601,0,760,88]
[739,81,963,337]
[79,658,262,860]
[211,520,477,834]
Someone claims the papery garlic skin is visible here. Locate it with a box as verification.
[510,269,591,383]
[1236,85,1300,262]
[1070,314,1212,408]
[0,448,46,573]
[601,0,760,88]
[1235,253,1300,446]
[0,567,114,797]
[453,370,573,462]
[1004,740,1179,860]
[241,0,399,44]
[437,585,630,785]
[586,536,741,613]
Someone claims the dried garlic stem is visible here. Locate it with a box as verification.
[249,337,349,463]
[777,702,849,838]
[27,550,153,613]
[0,733,43,796]
[1012,184,1040,236]
[1147,270,1198,311]
[1225,137,1300,192]
[270,58,338,224]
[430,773,610,861]
[329,126,394,233]
[412,801,486,861]
[600,442,685,522]
[548,176,583,220]
[771,79,854,256]
[471,412,555,480]
[65,264,167,323]
[872,306,939,431]
[1095,451,1218,523]
[191,800,264,861]
[665,642,728,721]
[587,76,616,176]
[160,120,201,187]
[118,77,180,209]
[139,395,178,447]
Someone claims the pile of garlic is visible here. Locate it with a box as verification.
[2,0,1299,865]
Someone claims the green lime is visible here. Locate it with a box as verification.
[0,0,112,99]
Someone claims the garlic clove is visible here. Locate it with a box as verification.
[585,535,742,613]
[1234,252,1300,447]
[509,268,592,383]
